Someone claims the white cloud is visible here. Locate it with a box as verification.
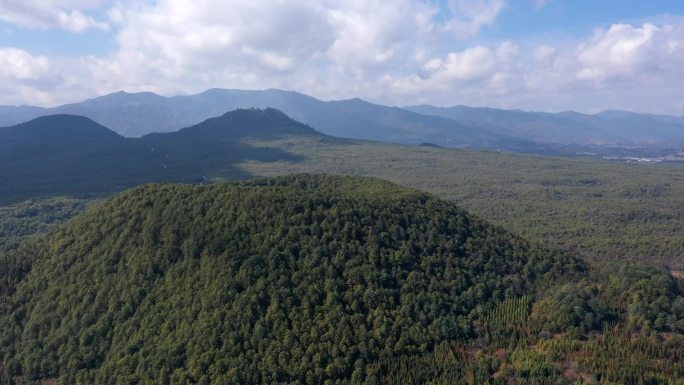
[575,23,684,84]
[425,46,497,82]
[577,23,657,82]
[382,21,684,114]
[1,1,684,116]
[0,48,50,81]
[496,41,519,65]
[0,48,67,105]
[443,0,506,36]
[533,45,556,65]
[0,0,108,32]
[87,0,504,97]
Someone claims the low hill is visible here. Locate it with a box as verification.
[0,109,314,204]
[0,114,124,145]
[0,115,156,203]
[2,175,682,385]
[0,174,581,384]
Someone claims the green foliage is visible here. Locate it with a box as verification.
[509,348,555,378]
[0,197,91,300]
[241,135,684,268]
[0,175,579,384]
[532,281,610,334]
[482,295,534,347]
[0,197,90,254]
[538,327,684,385]
[600,263,684,332]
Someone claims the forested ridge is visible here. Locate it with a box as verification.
[0,175,682,384]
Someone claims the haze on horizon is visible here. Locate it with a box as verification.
[1,0,684,115]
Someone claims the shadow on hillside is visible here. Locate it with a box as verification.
[0,140,305,205]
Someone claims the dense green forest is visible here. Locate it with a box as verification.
[0,198,90,254]
[0,175,682,384]
[240,135,684,269]
[3,109,684,270]
[0,198,91,298]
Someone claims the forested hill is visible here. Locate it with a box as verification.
[0,108,318,204]
[0,114,124,145]
[2,175,682,385]
[1,174,583,384]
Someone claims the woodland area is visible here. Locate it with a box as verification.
[0,175,682,384]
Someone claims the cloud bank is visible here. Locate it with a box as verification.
[0,0,683,115]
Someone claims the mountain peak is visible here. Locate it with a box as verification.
[76,90,165,107]
[174,107,318,137]
[0,114,123,144]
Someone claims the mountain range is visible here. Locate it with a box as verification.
[1,89,683,150]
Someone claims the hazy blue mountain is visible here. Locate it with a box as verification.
[0,105,46,128]
[598,109,684,126]
[0,89,541,151]
[2,89,683,148]
[407,105,618,144]
[406,105,684,146]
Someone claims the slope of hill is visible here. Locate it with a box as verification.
[0,114,125,146]
[0,109,311,204]
[0,175,579,384]
[0,115,157,203]
[0,197,91,299]
[1,175,682,385]
[0,198,90,256]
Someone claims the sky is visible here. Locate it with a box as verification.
[1,0,683,115]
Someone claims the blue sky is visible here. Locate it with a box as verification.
[490,1,684,38]
[1,0,683,115]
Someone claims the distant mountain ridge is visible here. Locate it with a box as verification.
[3,88,682,149]
[406,104,684,146]
[0,89,536,151]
